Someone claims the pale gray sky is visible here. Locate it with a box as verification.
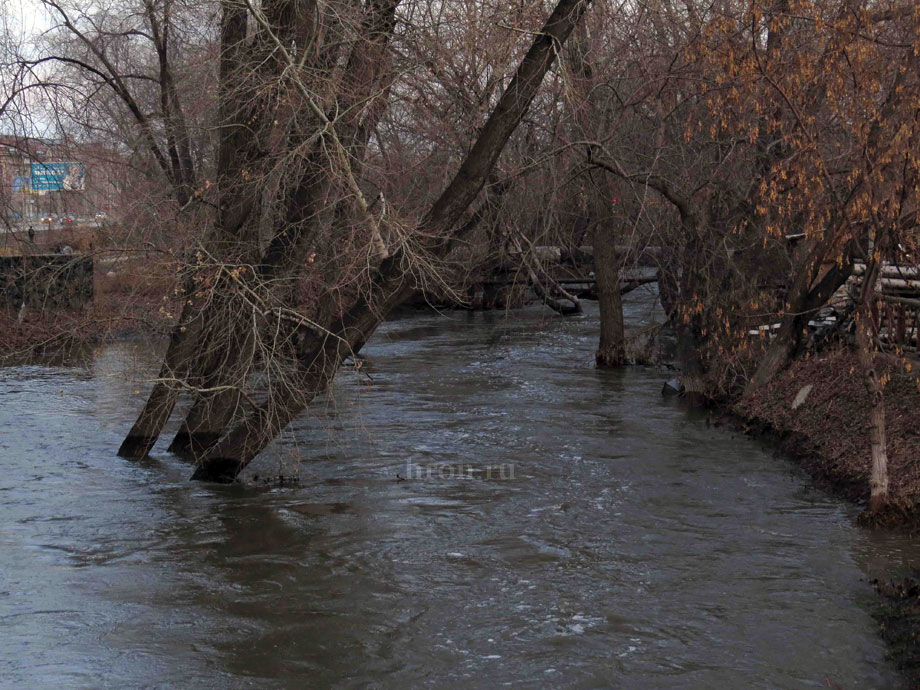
[5,0,49,41]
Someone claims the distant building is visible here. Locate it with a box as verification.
[0,137,122,223]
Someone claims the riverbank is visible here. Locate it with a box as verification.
[0,255,176,363]
[734,347,920,526]
[728,346,920,687]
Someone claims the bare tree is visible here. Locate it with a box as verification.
[8,0,917,512]
[94,0,596,482]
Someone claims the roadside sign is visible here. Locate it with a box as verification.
[31,162,85,191]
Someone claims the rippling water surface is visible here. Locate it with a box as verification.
[1,291,917,688]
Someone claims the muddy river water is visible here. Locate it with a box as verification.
[1,290,918,688]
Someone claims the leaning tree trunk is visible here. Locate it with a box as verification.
[191,278,412,481]
[745,233,852,396]
[117,293,212,458]
[512,235,582,315]
[591,222,625,366]
[118,0,268,459]
[190,0,595,482]
[124,0,396,459]
[167,325,253,460]
[169,389,240,460]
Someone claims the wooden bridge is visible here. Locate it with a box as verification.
[475,245,660,300]
[480,267,659,295]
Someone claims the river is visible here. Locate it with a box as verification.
[0,289,916,688]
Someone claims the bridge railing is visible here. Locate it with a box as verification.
[875,294,920,351]
[852,263,920,352]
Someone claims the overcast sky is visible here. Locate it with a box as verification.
[6,0,46,38]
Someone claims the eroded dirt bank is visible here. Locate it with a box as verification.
[734,347,920,524]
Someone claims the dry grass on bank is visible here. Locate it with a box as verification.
[736,347,920,523]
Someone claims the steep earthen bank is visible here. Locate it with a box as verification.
[734,347,920,523]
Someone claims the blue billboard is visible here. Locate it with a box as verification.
[31,162,85,191]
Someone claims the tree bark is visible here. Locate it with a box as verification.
[191,0,595,481]
[117,294,210,458]
[745,236,852,395]
[855,241,890,513]
[166,2,397,457]
[118,0,259,459]
[591,222,625,366]
[168,398,237,460]
[121,0,396,459]
[857,315,890,514]
[166,326,253,460]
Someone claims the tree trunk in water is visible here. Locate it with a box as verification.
[192,277,415,481]
[118,381,181,459]
[119,0,262,459]
[124,0,396,459]
[168,387,241,460]
[190,0,595,482]
[591,223,625,366]
[117,298,208,458]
